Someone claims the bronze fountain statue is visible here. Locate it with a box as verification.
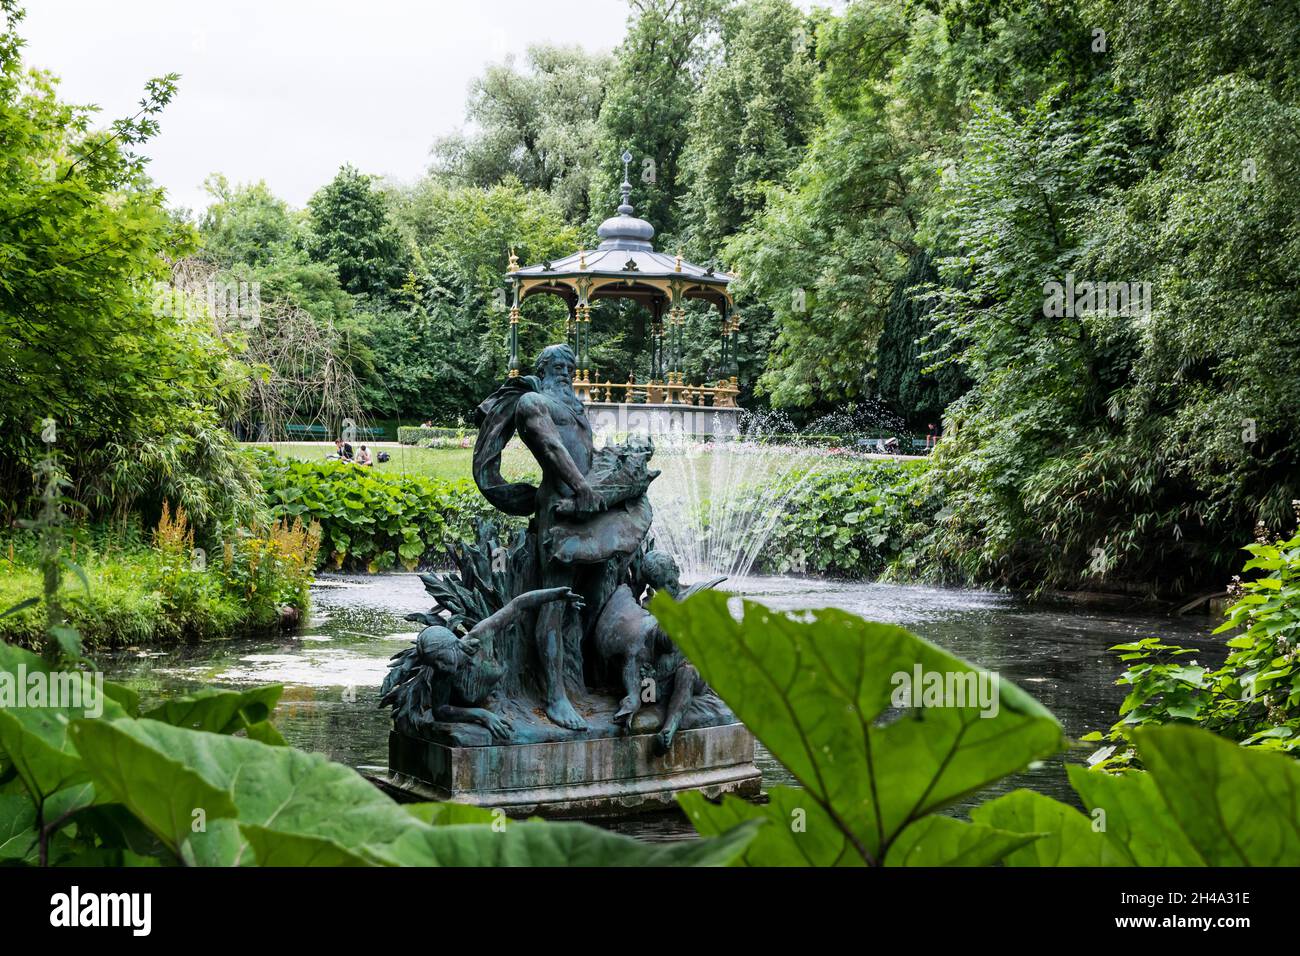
[380,343,759,815]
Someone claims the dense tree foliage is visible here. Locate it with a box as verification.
[678,0,821,256]
[383,178,578,419]
[305,164,411,302]
[0,2,259,533]
[586,0,724,243]
[874,252,969,431]
[7,0,1298,595]
[432,45,612,223]
[700,0,1300,594]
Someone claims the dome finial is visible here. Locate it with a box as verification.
[596,150,655,251]
[619,149,634,215]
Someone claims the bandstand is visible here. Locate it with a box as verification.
[505,152,741,436]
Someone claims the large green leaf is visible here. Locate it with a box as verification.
[239,824,374,866]
[1064,763,1202,866]
[180,819,250,867]
[0,642,127,801]
[974,725,1300,866]
[654,593,1064,865]
[142,685,284,736]
[69,717,756,867]
[378,818,759,867]
[681,787,863,866]
[71,718,239,855]
[1135,725,1300,866]
[101,680,140,718]
[0,792,37,861]
[70,718,409,864]
[242,720,288,746]
[883,814,1040,866]
[683,787,1036,867]
[970,789,1130,866]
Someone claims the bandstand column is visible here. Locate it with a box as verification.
[566,299,577,358]
[719,301,730,383]
[576,300,592,383]
[508,282,520,377]
[730,311,742,379]
[650,298,665,382]
[672,306,685,383]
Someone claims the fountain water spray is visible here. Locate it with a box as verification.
[594,401,911,591]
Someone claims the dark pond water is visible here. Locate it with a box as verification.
[102,573,1224,843]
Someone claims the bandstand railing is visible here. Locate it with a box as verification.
[574,375,739,408]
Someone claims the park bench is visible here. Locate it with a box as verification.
[282,424,387,441]
[284,424,329,440]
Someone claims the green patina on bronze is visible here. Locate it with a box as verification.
[379,342,749,806]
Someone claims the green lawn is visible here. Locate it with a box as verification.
[248,440,881,501]
[248,442,540,483]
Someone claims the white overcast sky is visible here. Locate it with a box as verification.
[20,0,632,212]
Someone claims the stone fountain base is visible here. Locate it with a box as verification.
[380,722,762,819]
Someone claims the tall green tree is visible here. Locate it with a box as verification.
[199,175,298,268]
[432,44,612,222]
[679,0,821,257]
[385,178,579,419]
[725,0,922,407]
[873,251,969,430]
[305,164,411,301]
[587,0,724,242]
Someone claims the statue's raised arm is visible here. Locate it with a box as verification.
[470,587,584,646]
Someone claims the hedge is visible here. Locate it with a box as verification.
[396,425,478,445]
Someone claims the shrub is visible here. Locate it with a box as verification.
[252,450,504,571]
[1087,507,1300,769]
[756,458,937,578]
[396,425,477,446]
[0,505,320,651]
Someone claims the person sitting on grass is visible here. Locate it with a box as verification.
[357,445,373,467]
[330,438,354,462]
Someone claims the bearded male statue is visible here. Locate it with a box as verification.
[471,344,655,731]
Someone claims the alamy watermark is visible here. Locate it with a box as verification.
[50,886,151,936]
[1042,274,1151,319]
[151,279,261,328]
[890,665,1000,718]
[0,666,105,718]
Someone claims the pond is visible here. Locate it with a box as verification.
[102,573,1223,843]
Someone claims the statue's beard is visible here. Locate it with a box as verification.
[539,373,584,414]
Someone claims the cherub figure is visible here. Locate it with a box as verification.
[380,587,583,740]
[592,550,726,753]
